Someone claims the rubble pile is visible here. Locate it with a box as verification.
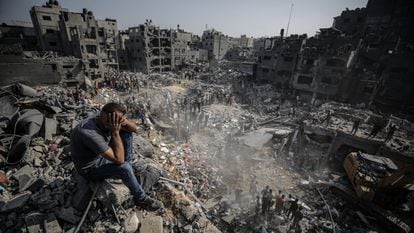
[305,102,414,157]
[1,59,413,233]
[0,78,236,233]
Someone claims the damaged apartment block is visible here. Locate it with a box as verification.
[128,21,173,74]
[30,0,119,79]
[1,0,414,232]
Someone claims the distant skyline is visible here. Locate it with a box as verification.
[0,0,368,37]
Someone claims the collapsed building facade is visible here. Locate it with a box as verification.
[30,0,119,79]
[0,22,38,52]
[201,29,241,61]
[0,0,414,232]
[254,0,414,115]
[254,32,305,88]
[127,21,208,74]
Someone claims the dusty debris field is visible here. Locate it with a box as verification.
[0,65,413,233]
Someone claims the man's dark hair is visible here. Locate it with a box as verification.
[101,102,126,114]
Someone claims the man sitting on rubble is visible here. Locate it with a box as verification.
[70,102,163,211]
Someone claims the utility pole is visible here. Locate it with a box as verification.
[286,3,294,36]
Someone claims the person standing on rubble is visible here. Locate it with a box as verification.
[255,195,261,216]
[385,124,397,142]
[283,194,292,214]
[287,198,299,219]
[261,186,272,214]
[263,189,274,215]
[291,207,303,230]
[369,122,383,138]
[196,94,202,112]
[275,192,284,214]
[323,110,332,127]
[249,175,258,197]
[351,118,361,135]
[70,102,163,211]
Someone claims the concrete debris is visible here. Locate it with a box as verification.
[238,128,273,150]
[139,215,163,233]
[44,214,63,233]
[1,9,414,230]
[123,211,140,233]
[1,190,31,212]
[135,135,155,158]
[57,206,80,224]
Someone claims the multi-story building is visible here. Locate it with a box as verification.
[30,0,119,79]
[0,22,38,51]
[292,28,357,103]
[333,0,414,112]
[127,22,210,73]
[239,34,254,48]
[117,31,130,70]
[333,8,367,36]
[172,28,192,69]
[30,0,66,53]
[254,35,305,87]
[127,21,173,73]
[201,29,231,60]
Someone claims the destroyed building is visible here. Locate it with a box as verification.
[0,22,38,52]
[332,7,367,36]
[171,27,193,68]
[127,22,208,74]
[254,34,305,88]
[292,28,358,104]
[239,34,254,48]
[127,21,173,73]
[117,30,130,70]
[201,29,232,60]
[30,0,119,79]
[253,0,414,115]
[1,0,414,232]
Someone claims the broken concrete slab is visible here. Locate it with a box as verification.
[139,215,163,233]
[96,180,130,206]
[221,214,235,224]
[25,212,45,226]
[26,224,42,233]
[135,135,155,157]
[12,165,36,180]
[197,216,221,233]
[1,191,31,212]
[42,117,58,140]
[18,174,34,192]
[44,214,63,233]
[56,206,80,224]
[71,172,93,211]
[123,211,139,233]
[238,128,273,149]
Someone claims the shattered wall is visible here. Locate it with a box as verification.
[0,55,61,86]
[30,2,119,79]
[254,35,304,88]
[127,22,173,74]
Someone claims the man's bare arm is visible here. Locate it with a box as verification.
[100,112,125,164]
[121,117,139,133]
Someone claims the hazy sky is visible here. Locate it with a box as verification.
[0,0,368,37]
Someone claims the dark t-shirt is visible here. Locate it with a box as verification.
[70,117,110,174]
